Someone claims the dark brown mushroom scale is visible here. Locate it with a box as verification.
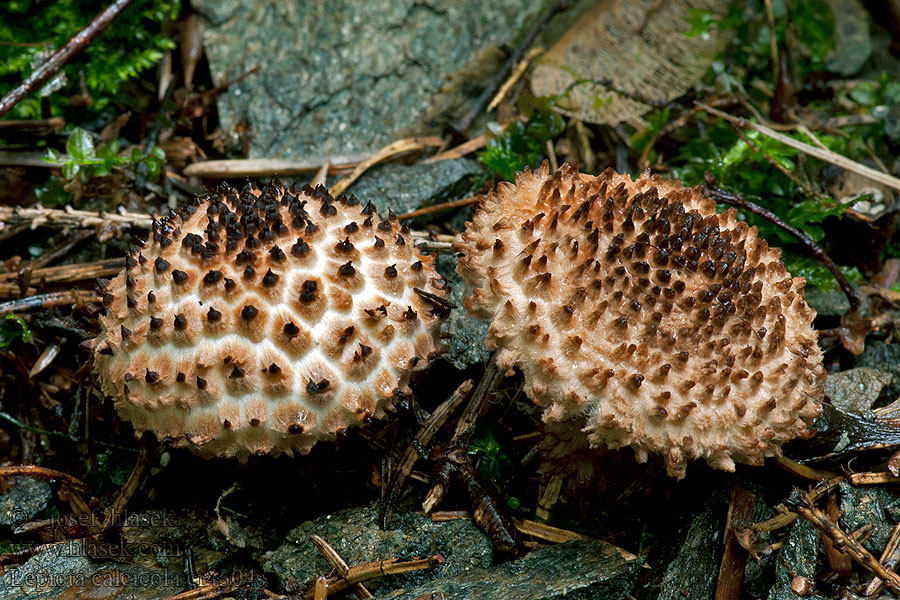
[90,181,450,461]
[455,162,825,478]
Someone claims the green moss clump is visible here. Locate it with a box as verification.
[0,0,180,118]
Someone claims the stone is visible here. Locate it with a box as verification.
[0,476,50,525]
[342,158,483,218]
[437,253,491,369]
[767,518,828,600]
[803,287,850,317]
[0,540,183,600]
[823,0,872,76]
[824,367,893,413]
[194,0,553,157]
[262,505,492,594]
[656,491,727,600]
[854,341,900,402]
[378,538,641,600]
[838,480,900,555]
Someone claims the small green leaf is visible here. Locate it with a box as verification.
[61,162,79,180]
[850,82,879,106]
[0,314,32,349]
[66,128,94,161]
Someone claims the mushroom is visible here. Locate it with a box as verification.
[90,181,450,459]
[455,162,825,478]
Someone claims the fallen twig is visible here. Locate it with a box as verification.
[864,517,900,596]
[0,204,155,231]
[160,570,253,600]
[0,290,100,313]
[452,1,568,134]
[182,153,371,178]
[329,137,444,196]
[784,488,900,594]
[301,555,444,600]
[715,487,757,600]
[421,135,486,164]
[697,102,900,192]
[0,464,86,490]
[486,46,544,113]
[310,534,373,599]
[380,379,473,528]
[0,118,65,135]
[102,442,150,529]
[0,0,136,118]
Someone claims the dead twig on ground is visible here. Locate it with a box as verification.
[715,487,757,600]
[421,135,487,164]
[697,103,900,192]
[160,570,254,600]
[300,555,444,600]
[182,153,371,178]
[421,355,521,554]
[380,379,473,528]
[486,46,545,113]
[0,118,65,135]
[0,204,155,231]
[864,517,900,596]
[0,464,86,490]
[310,534,374,599]
[0,0,136,118]
[102,442,150,528]
[784,488,900,595]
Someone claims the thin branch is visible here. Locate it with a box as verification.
[697,102,900,192]
[380,379,473,528]
[0,464,87,490]
[0,205,154,231]
[301,555,444,599]
[309,534,373,599]
[0,0,136,118]
[785,489,900,595]
[0,290,100,314]
[486,46,545,113]
[182,153,372,178]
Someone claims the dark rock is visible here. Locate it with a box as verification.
[263,505,492,594]
[804,286,851,317]
[767,519,828,600]
[342,158,483,217]
[378,538,641,600]
[656,490,726,600]
[0,540,183,600]
[194,0,553,157]
[0,476,50,525]
[437,253,491,369]
[824,367,893,413]
[823,0,872,76]
[854,341,900,402]
[838,480,900,555]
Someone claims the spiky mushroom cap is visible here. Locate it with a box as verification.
[455,162,825,478]
[90,181,450,460]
